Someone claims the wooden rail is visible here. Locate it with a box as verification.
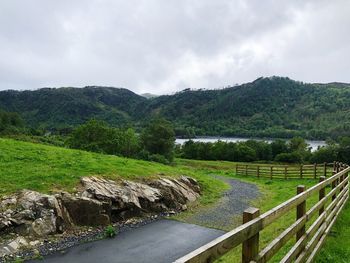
[235,162,336,179]
[175,162,349,263]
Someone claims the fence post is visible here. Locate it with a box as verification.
[284,166,287,179]
[257,166,260,178]
[300,165,303,179]
[323,162,327,177]
[332,167,337,201]
[242,207,260,263]
[314,163,317,179]
[270,166,273,180]
[296,185,306,244]
[319,176,326,216]
[245,165,248,176]
[235,165,238,176]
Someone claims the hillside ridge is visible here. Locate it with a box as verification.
[0,77,350,139]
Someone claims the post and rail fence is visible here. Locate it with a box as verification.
[175,162,349,263]
[235,162,337,179]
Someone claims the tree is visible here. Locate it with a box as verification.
[141,118,175,161]
[67,119,115,153]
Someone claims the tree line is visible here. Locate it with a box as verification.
[177,137,350,164]
[67,118,175,164]
[1,110,349,165]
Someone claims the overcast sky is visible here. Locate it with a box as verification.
[0,0,349,94]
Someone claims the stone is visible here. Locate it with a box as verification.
[31,214,56,236]
[58,193,111,226]
[0,236,28,256]
[0,175,201,246]
[29,240,41,247]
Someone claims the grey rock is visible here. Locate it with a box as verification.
[0,176,201,248]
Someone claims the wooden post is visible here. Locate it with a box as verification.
[257,166,260,178]
[245,165,248,176]
[323,162,327,177]
[235,165,238,176]
[242,207,260,263]
[284,166,287,179]
[296,185,306,242]
[332,168,337,201]
[319,176,326,216]
[300,165,303,179]
[314,163,317,179]
[270,166,273,180]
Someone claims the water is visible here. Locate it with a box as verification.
[175,137,326,152]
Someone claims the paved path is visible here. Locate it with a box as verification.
[183,175,260,230]
[29,220,224,263]
[29,176,259,263]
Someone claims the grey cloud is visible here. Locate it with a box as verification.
[0,0,349,94]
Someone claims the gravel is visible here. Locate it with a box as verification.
[185,175,260,230]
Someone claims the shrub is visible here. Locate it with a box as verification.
[274,152,303,163]
[104,225,117,238]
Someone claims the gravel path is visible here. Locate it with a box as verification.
[184,175,260,230]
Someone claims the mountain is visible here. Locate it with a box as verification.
[140,93,159,99]
[0,86,146,129]
[0,77,349,139]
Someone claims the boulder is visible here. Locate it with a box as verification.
[58,193,111,226]
[0,236,28,257]
[0,176,201,243]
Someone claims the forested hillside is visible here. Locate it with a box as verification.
[0,77,349,139]
[0,86,146,130]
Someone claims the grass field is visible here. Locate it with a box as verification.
[176,159,350,263]
[0,138,348,262]
[0,138,228,206]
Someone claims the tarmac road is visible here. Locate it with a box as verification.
[29,219,224,263]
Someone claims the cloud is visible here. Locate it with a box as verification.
[0,0,349,94]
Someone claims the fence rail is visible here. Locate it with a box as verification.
[235,162,337,179]
[175,162,349,263]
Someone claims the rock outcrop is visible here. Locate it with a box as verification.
[0,176,200,251]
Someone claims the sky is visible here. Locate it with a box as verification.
[0,0,349,95]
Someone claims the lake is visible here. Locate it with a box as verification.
[175,137,326,152]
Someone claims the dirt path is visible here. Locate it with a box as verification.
[180,175,260,230]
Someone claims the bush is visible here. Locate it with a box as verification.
[274,152,303,163]
[149,154,170,165]
[104,225,117,238]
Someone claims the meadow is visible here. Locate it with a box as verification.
[0,138,348,262]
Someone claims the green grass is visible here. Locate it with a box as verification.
[314,201,350,262]
[0,138,227,207]
[175,159,349,263]
[0,139,348,262]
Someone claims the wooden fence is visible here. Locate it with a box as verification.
[235,162,336,179]
[175,162,349,263]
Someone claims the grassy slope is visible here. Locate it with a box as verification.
[0,138,227,207]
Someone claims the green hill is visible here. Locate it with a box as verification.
[0,77,350,139]
[0,138,226,202]
[0,86,146,129]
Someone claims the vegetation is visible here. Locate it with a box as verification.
[0,138,226,207]
[67,118,175,164]
[140,118,175,163]
[0,110,24,134]
[179,137,309,163]
[315,202,350,262]
[176,159,349,263]
[67,119,140,158]
[0,138,348,261]
[177,136,350,164]
[104,225,117,238]
[0,77,350,140]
